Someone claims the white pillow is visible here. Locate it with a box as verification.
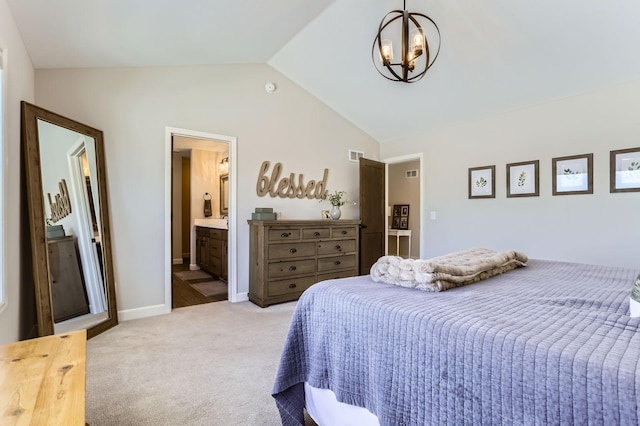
[630,274,640,318]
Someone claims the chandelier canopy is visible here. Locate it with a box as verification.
[372,1,441,83]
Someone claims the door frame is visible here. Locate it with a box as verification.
[164,127,239,306]
[66,137,106,314]
[382,153,424,258]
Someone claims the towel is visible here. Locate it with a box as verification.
[204,199,212,217]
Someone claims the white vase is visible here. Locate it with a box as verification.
[330,205,341,220]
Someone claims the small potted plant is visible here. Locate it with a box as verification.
[320,190,355,220]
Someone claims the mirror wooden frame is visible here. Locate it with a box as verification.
[220,173,229,215]
[21,101,118,338]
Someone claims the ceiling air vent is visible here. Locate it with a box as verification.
[349,150,364,162]
[405,169,419,178]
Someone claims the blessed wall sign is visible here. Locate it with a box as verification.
[256,161,329,199]
[48,179,72,222]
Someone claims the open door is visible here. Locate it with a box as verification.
[359,158,386,275]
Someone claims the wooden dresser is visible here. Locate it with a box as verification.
[0,330,87,425]
[248,219,360,307]
[48,236,90,323]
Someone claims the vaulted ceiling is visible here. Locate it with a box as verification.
[8,0,640,143]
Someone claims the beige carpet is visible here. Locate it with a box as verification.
[86,300,298,425]
[190,280,227,297]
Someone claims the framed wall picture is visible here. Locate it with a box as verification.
[610,147,640,193]
[468,165,495,199]
[391,204,409,230]
[507,160,539,198]
[552,153,593,195]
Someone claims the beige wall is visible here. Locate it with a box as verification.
[388,161,420,258]
[0,0,35,344]
[381,80,640,269]
[34,64,380,317]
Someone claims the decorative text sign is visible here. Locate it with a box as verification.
[48,179,72,222]
[256,161,328,199]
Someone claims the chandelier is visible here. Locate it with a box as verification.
[372,1,441,83]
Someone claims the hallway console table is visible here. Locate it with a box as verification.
[388,229,412,258]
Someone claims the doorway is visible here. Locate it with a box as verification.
[384,153,423,259]
[171,137,229,308]
[164,127,238,313]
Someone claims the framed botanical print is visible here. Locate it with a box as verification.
[507,160,539,197]
[552,153,593,195]
[468,165,495,199]
[610,147,640,193]
[391,204,409,230]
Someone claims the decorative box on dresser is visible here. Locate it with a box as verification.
[248,219,360,307]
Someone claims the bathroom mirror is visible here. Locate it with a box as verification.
[22,101,118,339]
[220,173,229,215]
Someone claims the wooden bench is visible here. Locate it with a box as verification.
[0,329,87,425]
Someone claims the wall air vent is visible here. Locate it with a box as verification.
[405,169,419,178]
[349,150,364,162]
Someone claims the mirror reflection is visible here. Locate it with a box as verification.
[22,101,118,339]
[220,173,229,215]
[37,120,108,333]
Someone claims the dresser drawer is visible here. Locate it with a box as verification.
[332,227,357,238]
[210,229,223,239]
[268,276,316,297]
[268,259,315,278]
[269,242,316,260]
[317,254,356,272]
[268,229,301,241]
[209,257,222,276]
[318,269,357,282]
[302,228,330,239]
[209,239,222,257]
[317,239,356,255]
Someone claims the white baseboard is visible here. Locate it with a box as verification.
[118,303,170,322]
[189,264,200,271]
[118,293,247,320]
[230,292,249,303]
[172,258,183,265]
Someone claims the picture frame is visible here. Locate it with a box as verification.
[321,209,331,219]
[610,147,640,193]
[468,165,495,199]
[391,204,409,230]
[506,160,539,198]
[552,153,593,195]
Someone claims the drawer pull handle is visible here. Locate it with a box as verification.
[314,231,320,236]
[289,266,297,271]
[334,261,341,265]
[341,230,347,235]
[288,283,297,289]
[289,248,297,253]
[335,245,341,250]
[281,232,290,238]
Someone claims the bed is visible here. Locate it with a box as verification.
[272,258,640,426]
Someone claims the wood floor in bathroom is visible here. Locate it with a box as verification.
[171,262,228,309]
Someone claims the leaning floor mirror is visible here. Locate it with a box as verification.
[22,101,118,338]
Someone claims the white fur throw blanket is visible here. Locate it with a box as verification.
[370,247,528,292]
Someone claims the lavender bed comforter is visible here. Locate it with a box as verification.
[272,260,640,425]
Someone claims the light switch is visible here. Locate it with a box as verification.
[430,211,437,220]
